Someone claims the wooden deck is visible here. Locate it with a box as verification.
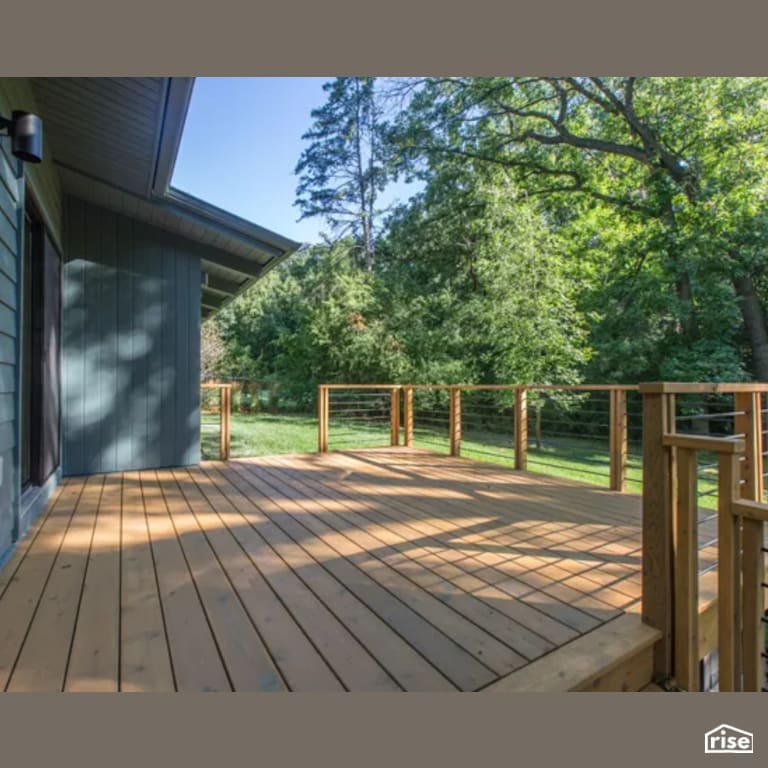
[0,447,651,692]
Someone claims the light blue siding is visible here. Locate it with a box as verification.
[0,138,20,556]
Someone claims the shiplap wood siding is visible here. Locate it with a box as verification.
[62,197,201,475]
[0,136,21,557]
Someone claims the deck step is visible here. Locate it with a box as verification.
[484,614,661,692]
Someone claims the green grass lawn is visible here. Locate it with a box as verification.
[201,411,719,505]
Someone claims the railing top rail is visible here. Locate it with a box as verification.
[731,498,768,523]
[321,384,404,390]
[662,432,746,454]
[320,383,639,392]
[320,381,767,394]
[640,382,768,394]
[201,382,233,390]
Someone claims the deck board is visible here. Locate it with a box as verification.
[7,474,104,691]
[139,471,231,692]
[119,471,175,692]
[0,478,84,689]
[160,468,287,692]
[65,473,122,691]
[0,448,650,691]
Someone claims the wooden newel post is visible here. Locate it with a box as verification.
[514,387,528,470]
[734,392,762,500]
[640,385,676,679]
[741,514,764,691]
[449,387,461,456]
[318,385,329,453]
[390,387,401,447]
[609,389,628,492]
[734,390,762,690]
[404,387,414,447]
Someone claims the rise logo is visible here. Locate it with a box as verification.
[704,724,754,755]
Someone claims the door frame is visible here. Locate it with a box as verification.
[17,182,62,537]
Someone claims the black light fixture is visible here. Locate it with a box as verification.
[0,110,43,164]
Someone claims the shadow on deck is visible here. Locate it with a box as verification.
[0,447,658,692]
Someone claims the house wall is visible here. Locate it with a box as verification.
[62,196,201,476]
[0,80,64,562]
[0,130,22,560]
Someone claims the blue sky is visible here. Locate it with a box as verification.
[172,77,419,246]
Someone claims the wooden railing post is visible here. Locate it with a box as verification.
[218,385,232,461]
[514,387,528,470]
[318,385,329,453]
[718,452,743,691]
[449,387,461,456]
[735,390,764,501]
[390,387,401,447]
[740,514,764,691]
[609,389,628,492]
[673,446,700,691]
[760,393,766,503]
[735,389,763,690]
[640,385,676,679]
[404,386,414,447]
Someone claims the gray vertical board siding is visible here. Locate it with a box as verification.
[160,234,176,466]
[130,219,150,469]
[0,136,20,557]
[62,197,85,474]
[114,213,133,470]
[185,249,201,465]
[62,196,201,476]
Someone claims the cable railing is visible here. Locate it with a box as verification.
[317,385,400,453]
[641,382,768,691]
[671,392,748,576]
[318,383,639,492]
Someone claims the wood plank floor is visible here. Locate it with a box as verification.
[0,448,650,691]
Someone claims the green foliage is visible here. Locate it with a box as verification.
[388,77,768,382]
[216,242,411,406]
[212,77,768,394]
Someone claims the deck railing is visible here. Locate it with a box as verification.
[640,382,768,691]
[317,383,639,491]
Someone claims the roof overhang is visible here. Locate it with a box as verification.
[29,77,301,317]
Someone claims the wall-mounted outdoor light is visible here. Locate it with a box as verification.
[0,110,43,163]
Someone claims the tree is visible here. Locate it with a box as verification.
[200,320,226,380]
[390,77,768,380]
[380,162,589,385]
[295,77,388,271]
[214,242,411,406]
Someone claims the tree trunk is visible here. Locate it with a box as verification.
[734,273,768,381]
[674,271,700,340]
